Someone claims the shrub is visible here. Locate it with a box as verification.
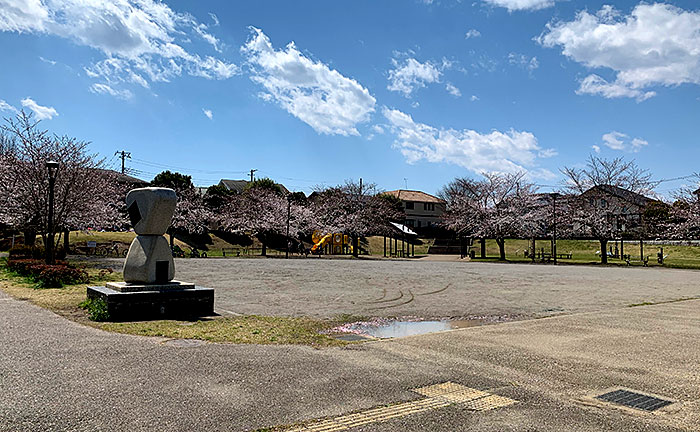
[7,258,88,288]
[33,264,89,288]
[9,245,66,260]
[80,297,110,321]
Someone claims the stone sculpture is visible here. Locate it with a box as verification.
[87,187,214,321]
[123,187,177,283]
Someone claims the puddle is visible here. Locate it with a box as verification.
[332,318,483,339]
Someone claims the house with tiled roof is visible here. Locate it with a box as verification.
[579,184,658,233]
[383,189,446,230]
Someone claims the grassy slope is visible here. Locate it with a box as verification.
[64,231,288,257]
[471,238,700,269]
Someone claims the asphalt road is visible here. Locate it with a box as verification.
[163,258,700,320]
[2,286,699,431]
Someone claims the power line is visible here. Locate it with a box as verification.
[130,157,248,175]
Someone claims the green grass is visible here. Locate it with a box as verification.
[0,259,349,347]
[467,238,700,269]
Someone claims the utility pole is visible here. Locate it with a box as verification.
[114,151,131,174]
[359,177,363,195]
[249,169,257,183]
[403,178,408,189]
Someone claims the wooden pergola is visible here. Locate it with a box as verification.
[383,222,418,258]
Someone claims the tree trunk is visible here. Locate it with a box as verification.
[531,237,536,263]
[169,231,174,249]
[261,242,267,256]
[480,238,486,258]
[63,229,70,253]
[352,236,359,257]
[600,239,608,264]
[24,228,36,246]
[496,238,506,261]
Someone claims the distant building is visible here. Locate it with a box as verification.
[218,179,289,194]
[384,189,446,229]
[579,184,657,232]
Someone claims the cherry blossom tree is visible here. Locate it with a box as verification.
[218,185,312,256]
[561,155,657,264]
[0,111,124,252]
[311,180,403,257]
[440,172,539,260]
[667,181,700,240]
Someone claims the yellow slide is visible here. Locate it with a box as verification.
[311,231,353,254]
[311,233,333,253]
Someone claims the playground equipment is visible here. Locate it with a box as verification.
[311,231,352,254]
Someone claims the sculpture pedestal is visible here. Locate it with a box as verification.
[87,282,214,321]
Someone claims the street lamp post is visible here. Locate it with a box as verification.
[45,161,59,265]
[285,197,291,259]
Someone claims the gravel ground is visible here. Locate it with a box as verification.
[92,257,700,320]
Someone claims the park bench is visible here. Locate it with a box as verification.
[221,247,241,257]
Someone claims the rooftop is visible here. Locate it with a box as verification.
[583,184,655,207]
[384,189,445,204]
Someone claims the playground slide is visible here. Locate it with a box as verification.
[311,233,353,253]
[311,233,333,252]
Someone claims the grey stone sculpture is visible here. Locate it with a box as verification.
[87,186,214,321]
[123,187,176,284]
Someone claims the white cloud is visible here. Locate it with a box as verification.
[445,82,461,97]
[371,125,385,134]
[39,56,56,65]
[0,99,18,113]
[576,75,655,102]
[465,29,481,39]
[0,0,238,94]
[89,83,133,100]
[241,27,375,136]
[484,0,556,12]
[470,95,479,101]
[208,13,219,26]
[383,107,554,175]
[539,3,700,100]
[592,145,601,154]
[202,108,213,120]
[602,131,626,150]
[21,97,58,120]
[0,0,48,32]
[387,56,442,97]
[508,53,539,72]
[601,131,648,152]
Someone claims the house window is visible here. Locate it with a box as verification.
[423,202,435,211]
[405,219,414,227]
[405,201,414,210]
[416,220,421,228]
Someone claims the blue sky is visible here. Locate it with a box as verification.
[1,0,698,196]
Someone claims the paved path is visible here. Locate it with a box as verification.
[165,258,700,320]
[1,288,699,431]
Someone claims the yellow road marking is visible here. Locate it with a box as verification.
[281,382,518,431]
